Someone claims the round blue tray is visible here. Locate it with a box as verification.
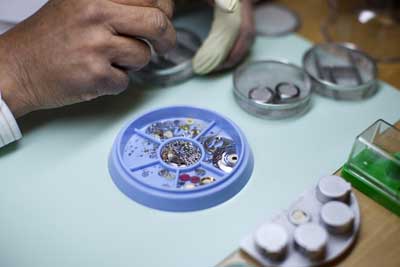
[108,106,254,212]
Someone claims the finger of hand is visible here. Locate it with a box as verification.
[219,0,254,70]
[108,36,151,71]
[108,5,176,54]
[106,67,130,95]
[110,0,174,19]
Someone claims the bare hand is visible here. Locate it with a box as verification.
[0,0,176,118]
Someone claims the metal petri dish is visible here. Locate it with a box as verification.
[131,27,202,86]
[302,43,378,101]
[255,3,301,36]
[233,60,312,119]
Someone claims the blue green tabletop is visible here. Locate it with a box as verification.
[1,11,400,267]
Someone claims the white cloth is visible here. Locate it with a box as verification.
[0,90,22,148]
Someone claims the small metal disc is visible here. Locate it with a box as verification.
[212,144,238,173]
[317,175,352,204]
[276,82,301,103]
[248,87,275,104]
[227,153,239,165]
[289,208,311,225]
[217,151,238,173]
[320,201,355,234]
[255,3,300,36]
[200,176,216,185]
[255,223,289,261]
[294,223,328,260]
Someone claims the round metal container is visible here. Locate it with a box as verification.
[131,28,202,86]
[302,43,378,101]
[233,60,312,119]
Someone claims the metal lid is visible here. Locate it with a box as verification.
[255,223,289,260]
[294,223,328,260]
[317,175,352,204]
[233,60,312,119]
[255,3,300,36]
[131,28,202,86]
[302,43,378,100]
[320,201,355,235]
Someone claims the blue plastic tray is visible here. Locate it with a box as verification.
[109,106,254,211]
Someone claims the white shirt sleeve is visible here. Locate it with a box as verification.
[0,0,44,147]
[0,0,47,24]
[0,90,22,148]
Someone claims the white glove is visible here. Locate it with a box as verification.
[193,0,242,75]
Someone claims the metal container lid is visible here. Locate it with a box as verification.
[255,3,300,36]
[302,43,378,100]
[233,60,312,119]
[131,28,202,86]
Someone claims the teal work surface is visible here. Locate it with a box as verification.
[1,19,400,267]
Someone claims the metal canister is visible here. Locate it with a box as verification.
[302,43,378,100]
[233,60,312,119]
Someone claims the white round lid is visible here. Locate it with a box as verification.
[321,201,355,234]
[294,223,328,253]
[317,175,352,203]
[255,223,289,255]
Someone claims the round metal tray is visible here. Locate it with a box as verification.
[303,43,378,100]
[233,60,312,119]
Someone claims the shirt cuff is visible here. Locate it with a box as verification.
[0,89,22,147]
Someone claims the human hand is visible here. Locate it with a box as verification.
[0,0,176,118]
[193,0,255,74]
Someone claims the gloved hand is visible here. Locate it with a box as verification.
[0,0,176,118]
[193,0,255,75]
